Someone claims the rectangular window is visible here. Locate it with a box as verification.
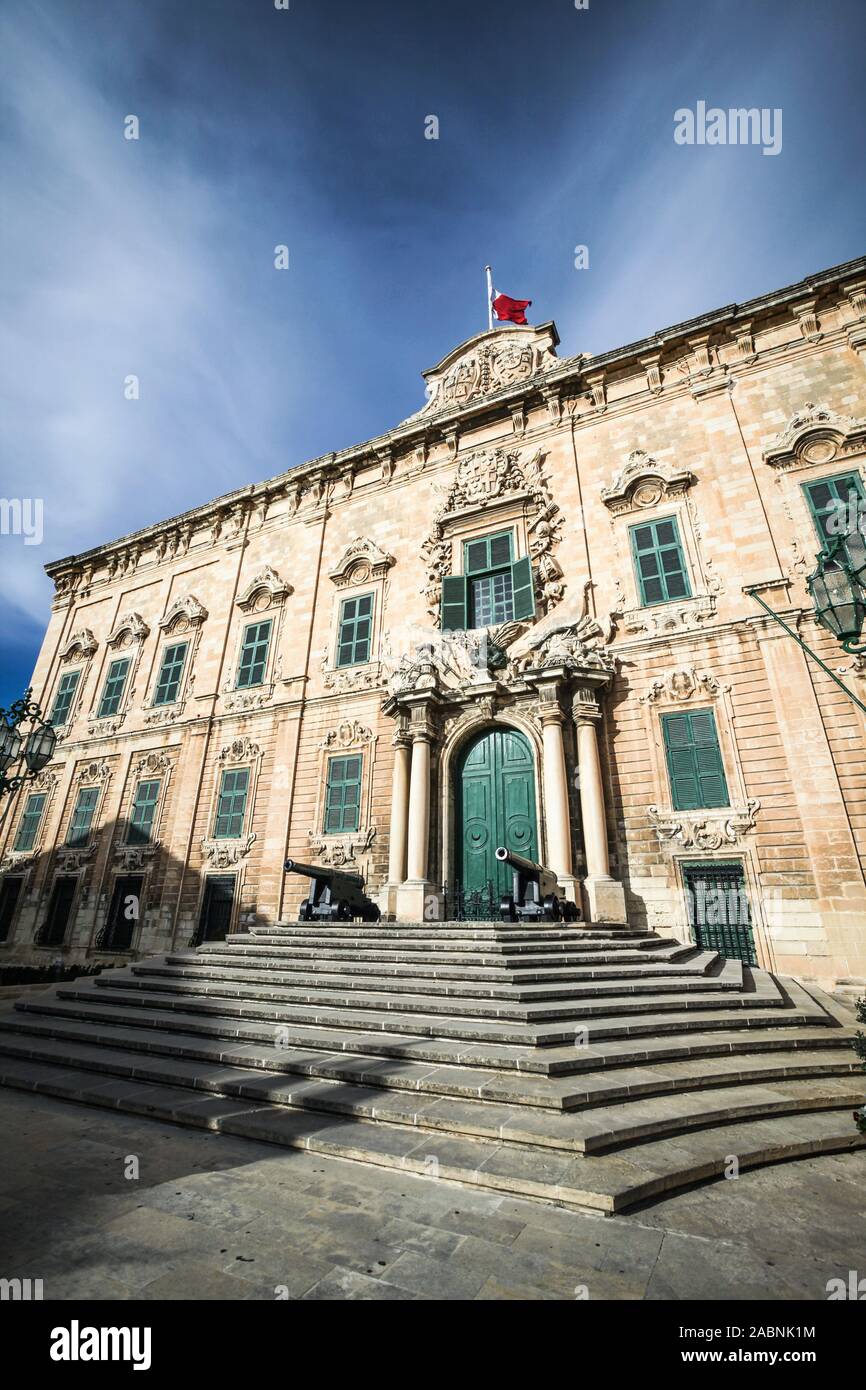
[67,787,100,847]
[337,594,374,668]
[803,471,865,551]
[14,793,47,852]
[630,517,691,606]
[236,620,272,689]
[49,671,80,727]
[97,657,131,718]
[441,532,535,631]
[153,642,188,706]
[128,779,161,845]
[661,710,730,811]
[470,569,514,627]
[214,768,249,839]
[324,755,362,833]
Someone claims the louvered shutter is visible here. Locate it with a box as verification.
[511,557,536,620]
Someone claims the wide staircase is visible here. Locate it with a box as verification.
[0,922,862,1214]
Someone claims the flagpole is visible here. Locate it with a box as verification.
[484,265,493,331]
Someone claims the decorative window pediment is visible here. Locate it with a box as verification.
[236,566,292,613]
[107,612,150,648]
[329,537,395,589]
[158,594,208,631]
[59,629,98,662]
[762,401,866,472]
[601,450,695,515]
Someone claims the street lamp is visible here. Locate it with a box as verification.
[807,538,866,654]
[0,687,57,799]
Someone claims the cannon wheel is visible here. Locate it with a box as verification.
[361,905,381,923]
[499,896,517,923]
[299,902,313,922]
[562,900,580,923]
[542,894,562,922]
[336,900,354,922]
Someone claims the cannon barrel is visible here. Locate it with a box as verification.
[284,858,364,888]
[494,847,551,878]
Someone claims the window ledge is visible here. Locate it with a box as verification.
[648,799,760,851]
[622,592,715,637]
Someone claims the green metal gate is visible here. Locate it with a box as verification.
[682,860,757,965]
[457,728,538,899]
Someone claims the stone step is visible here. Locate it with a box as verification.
[52,975,826,1048]
[195,940,695,972]
[138,953,735,1002]
[237,937,658,960]
[0,1008,858,1113]
[99,963,764,1027]
[246,928,657,952]
[264,922,653,940]
[0,1050,861,1213]
[0,1027,859,1155]
[15,990,852,1076]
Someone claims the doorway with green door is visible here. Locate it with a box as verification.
[455,726,539,908]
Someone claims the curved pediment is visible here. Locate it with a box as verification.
[59,628,98,662]
[329,537,395,589]
[159,594,208,631]
[236,565,292,613]
[106,612,150,648]
[406,322,561,420]
[601,449,695,515]
[762,401,866,471]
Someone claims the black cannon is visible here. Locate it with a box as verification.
[495,846,580,923]
[284,859,381,922]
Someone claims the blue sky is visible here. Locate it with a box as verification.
[1,0,865,707]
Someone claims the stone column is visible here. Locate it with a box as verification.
[575,697,627,924]
[379,733,410,918]
[396,725,438,922]
[540,708,573,881]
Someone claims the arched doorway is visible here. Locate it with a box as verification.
[456,726,538,895]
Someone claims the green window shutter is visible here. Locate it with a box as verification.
[463,531,513,576]
[214,768,250,839]
[236,620,272,689]
[803,471,865,546]
[68,787,99,847]
[630,517,691,606]
[662,711,729,811]
[441,575,468,630]
[324,755,362,833]
[337,593,374,667]
[14,793,47,852]
[154,642,188,706]
[50,671,80,727]
[98,658,130,718]
[128,780,161,845]
[511,556,536,620]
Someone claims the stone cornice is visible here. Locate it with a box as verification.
[44,256,866,585]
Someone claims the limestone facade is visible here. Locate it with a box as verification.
[2,256,866,987]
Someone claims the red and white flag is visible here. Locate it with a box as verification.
[491,289,532,325]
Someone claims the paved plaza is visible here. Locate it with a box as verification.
[1,1087,863,1301]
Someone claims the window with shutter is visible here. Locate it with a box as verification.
[440,528,536,630]
[324,755,362,833]
[67,787,100,847]
[336,594,374,667]
[803,471,865,563]
[97,658,131,718]
[128,780,161,845]
[661,710,730,810]
[49,671,80,727]
[214,768,250,839]
[630,517,691,606]
[441,575,468,631]
[14,794,47,852]
[153,642,188,705]
[236,620,272,689]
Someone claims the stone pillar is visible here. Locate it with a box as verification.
[378,733,410,918]
[540,708,574,881]
[575,700,627,925]
[396,727,438,922]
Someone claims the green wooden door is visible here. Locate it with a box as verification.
[457,728,538,894]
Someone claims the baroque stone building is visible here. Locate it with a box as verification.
[2,256,866,989]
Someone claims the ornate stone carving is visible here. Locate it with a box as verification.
[77,759,112,784]
[54,842,97,872]
[328,537,395,589]
[59,629,97,662]
[134,751,173,777]
[221,685,274,714]
[762,402,866,472]
[648,799,760,851]
[640,668,723,704]
[218,737,260,764]
[106,613,150,648]
[158,594,208,630]
[320,647,383,694]
[86,715,124,737]
[308,827,377,867]
[413,324,559,417]
[601,449,696,515]
[201,833,256,867]
[321,720,373,749]
[621,593,716,637]
[420,447,565,620]
[114,842,159,872]
[236,566,292,612]
[506,583,617,679]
